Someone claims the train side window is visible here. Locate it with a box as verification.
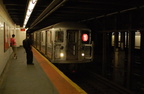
[55,31,64,42]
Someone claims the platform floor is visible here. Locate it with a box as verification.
[0,47,86,94]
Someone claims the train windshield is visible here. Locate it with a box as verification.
[55,31,64,42]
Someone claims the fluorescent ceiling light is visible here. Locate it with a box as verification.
[23,0,38,28]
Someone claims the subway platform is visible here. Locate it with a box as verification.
[0,47,86,94]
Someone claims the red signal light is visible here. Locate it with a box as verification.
[82,34,88,42]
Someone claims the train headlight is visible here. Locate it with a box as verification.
[82,53,85,56]
[60,53,64,57]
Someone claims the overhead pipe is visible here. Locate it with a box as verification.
[30,0,68,29]
[31,0,62,24]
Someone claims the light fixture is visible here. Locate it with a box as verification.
[23,0,38,28]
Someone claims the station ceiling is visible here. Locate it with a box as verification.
[2,0,144,32]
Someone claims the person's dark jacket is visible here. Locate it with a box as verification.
[23,38,32,51]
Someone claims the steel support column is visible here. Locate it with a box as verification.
[102,32,112,77]
[140,31,144,77]
[126,31,135,88]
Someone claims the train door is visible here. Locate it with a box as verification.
[36,32,41,50]
[47,31,52,59]
[40,31,46,54]
[54,31,64,60]
[66,30,78,60]
[33,33,36,47]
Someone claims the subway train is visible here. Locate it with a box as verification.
[32,22,93,65]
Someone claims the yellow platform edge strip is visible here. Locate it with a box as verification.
[33,47,87,94]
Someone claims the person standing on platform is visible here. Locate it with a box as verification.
[23,34,34,65]
[10,34,17,59]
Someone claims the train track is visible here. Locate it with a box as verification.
[64,69,135,94]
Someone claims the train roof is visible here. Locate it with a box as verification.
[52,22,89,29]
[37,22,90,31]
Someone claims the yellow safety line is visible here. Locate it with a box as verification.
[33,47,87,94]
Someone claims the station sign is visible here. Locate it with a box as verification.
[82,34,88,42]
[21,28,25,31]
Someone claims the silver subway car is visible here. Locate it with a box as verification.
[32,22,93,63]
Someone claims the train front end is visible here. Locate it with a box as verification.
[79,30,93,62]
[65,29,93,63]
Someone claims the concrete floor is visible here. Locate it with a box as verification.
[0,47,58,94]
